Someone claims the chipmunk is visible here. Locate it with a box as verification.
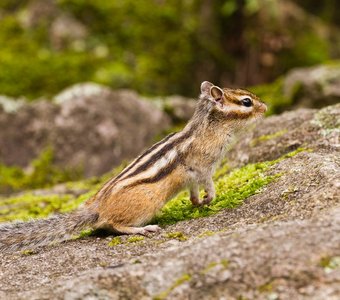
[0,81,267,252]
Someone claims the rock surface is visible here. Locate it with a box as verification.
[0,83,170,177]
[0,104,339,299]
[283,64,340,109]
[227,103,339,169]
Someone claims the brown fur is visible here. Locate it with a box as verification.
[96,167,187,230]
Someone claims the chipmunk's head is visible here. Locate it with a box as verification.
[200,81,267,121]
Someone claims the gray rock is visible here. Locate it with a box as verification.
[0,83,170,177]
[283,64,340,109]
[160,95,197,123]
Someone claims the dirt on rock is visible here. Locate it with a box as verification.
[0,104,339,299]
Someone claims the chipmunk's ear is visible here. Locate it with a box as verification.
[210,85,223,102]
[200,81,214,95]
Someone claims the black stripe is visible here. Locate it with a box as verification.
[124,154,183,188]
[98,132,177,199]
[113,132,176,183]
[121,126,195,182]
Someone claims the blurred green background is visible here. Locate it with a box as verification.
[0,0,339,99]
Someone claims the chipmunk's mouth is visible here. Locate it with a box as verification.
[251,107,267,121]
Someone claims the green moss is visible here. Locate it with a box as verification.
[127,236,144,243]
[108,236,122,247]
[201,262,218,274]
[0,194,70,222]
[153,274,192,300]
[0,147,82,193]
[0,188,99,223]
[284,147,311,158]
[21,249,35,256]
[258,282,274,293]
[75,229,94,239]
[319,256,340,273]
[0,161,127,223]
[165,231,188,241]
[251,130,287,146]
[197,230,216,238]
[201,259,229,274]
[221,259,229,268]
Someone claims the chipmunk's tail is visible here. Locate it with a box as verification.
[0,208,99,253]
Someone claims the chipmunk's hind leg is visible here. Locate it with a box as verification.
[113,224,161,236]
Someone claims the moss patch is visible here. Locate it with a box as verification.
[258,282,274,293]
[153,273,192,300]
[0,148,82,194]
[0,163,126,223]
[21,249,36,256]
[319,256,340,273]
[197,230,217,238]
[200,259,229,274]
[108,237,122,247]
[0,189,97,223]
[73,229,94,239]
[127,236,144,243]
[201,262,219,274]
[0,194,71,223]
[251,130,287,146]
[165,231,188,241]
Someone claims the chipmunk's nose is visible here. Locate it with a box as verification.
[261,102,267,113]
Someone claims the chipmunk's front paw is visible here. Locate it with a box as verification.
[137,225,162,236]
[191,195,213,207]
[202,194,213,206]
[190,196,201,207]
[143,225,161,233]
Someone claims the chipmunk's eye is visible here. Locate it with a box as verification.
[241,97,252,107]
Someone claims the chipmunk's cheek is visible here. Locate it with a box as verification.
[251,110,264,120]
[260,103,267,113]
